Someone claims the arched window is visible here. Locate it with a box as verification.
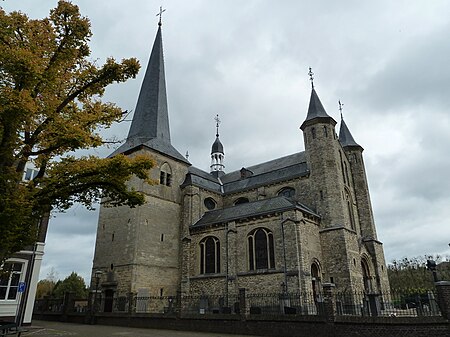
[200,236,220,274]
[278,187,295,198]
[311,262,321,302]
[248,228,275,270]
[345,190,355,230]
[234,197,249,205]
[160,163,172,186]
[361,258,372,292]
[204,197,217,210]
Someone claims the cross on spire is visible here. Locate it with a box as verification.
[214,114,221,137]
[156,6,166,26]
[308,67,315,89]
[338,100,344,120]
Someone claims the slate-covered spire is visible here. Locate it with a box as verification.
[127,24,170,143]
[210,115,225,177]
[109,23,189,164]
[339,116,361,148]
[300,68,336,130]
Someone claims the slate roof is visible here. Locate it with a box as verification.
[339,118,361,148]
[300,88,336,130]
[109,25,189,164]
[182,151,309,194]
[211,136,224,154]
[181,166,222,193]
[192,196,319,228]
[221,152,307,184]
[109,137,190,163]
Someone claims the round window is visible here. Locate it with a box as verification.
[204,197,216,210]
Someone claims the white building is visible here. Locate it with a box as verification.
[0,163,48,325]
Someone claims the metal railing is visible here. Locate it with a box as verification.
[335,290,441,317]
[34,289,443,318]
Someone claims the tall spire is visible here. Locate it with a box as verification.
[210,114,225,177]
[127,24,169,143]
[300,68,335,130]
[338,102,361,148]
[109,18,189,164]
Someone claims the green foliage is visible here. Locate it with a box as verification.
[52,272,87,298]
[388,255,450,292]
[36,278,56,299]
[0,1,154,263]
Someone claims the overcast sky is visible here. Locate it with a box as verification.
[3,0,450,283]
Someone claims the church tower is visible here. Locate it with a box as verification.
[339,113,390,293]
[210,115,225,177]
[91,17,190,299]
[300,69,348,227]
[300,69,369,291]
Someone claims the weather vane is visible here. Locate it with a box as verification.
[156,6,166,26]
[214,114,221,137]
[338,100,344,119]
[308,67,314,89]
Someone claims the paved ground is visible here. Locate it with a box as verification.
[20,320,263,337]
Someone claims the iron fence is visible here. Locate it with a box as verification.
[246,292,320,316]
[335,290,441,317]
[34,289,443,318]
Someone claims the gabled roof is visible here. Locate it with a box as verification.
[181,166,222,193]
[192,196,319,228]
[221,152,307,183]
[182,152,309,194]
[109,137,190,163]
[109,25,189,164]
[339,118,361,148]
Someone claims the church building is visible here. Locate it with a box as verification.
[91,20,390,304]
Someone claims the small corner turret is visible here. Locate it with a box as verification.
[338,101,362,151]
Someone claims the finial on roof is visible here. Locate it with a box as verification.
[308,67,315,89]
[156,6,166,26]
[338,100,344,120]
[185,150,189,160]
[214,114,221,137]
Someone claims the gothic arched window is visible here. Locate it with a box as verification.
[248,228,275,271]
[200,236,220,274]
[361,258,372,292]
[345,190,356,230]
[278,187,295,198]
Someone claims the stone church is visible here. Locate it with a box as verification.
[91,22,390,301]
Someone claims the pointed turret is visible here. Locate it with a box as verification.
[339,117,361,148]
[109,23,189,164]
[210,115,225,177]
[300,68,336,130]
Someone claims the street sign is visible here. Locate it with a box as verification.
[18,282,26,293]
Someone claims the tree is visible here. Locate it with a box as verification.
[36,278,56,299]
[0,1,154,263]
[52,272,87,298]
[388,255,450,292]
[35,267,58,298]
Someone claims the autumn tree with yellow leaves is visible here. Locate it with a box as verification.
[0,1,154,262]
